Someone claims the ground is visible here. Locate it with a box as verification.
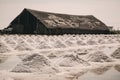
[0,34,120,80]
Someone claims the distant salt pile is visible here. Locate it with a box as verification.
[15,41,32,51]
[65,40,75,46]
[107,39,115,43]
[12,54,58,73]
[36,41,51,49]
[47,51,66,59]
[47,52,57,59]
[98,39,106,44]
[114,64,120,72]
[86,51,112,62]
[74,49,88,55]
[57,54,89,67]
[0,42,10,53]
[111,48,120,59]
[76,40,86,45]
[66,70,88,80]
[53,40,66,48]
[91,65,112,75]
[4,37,16,47]
[65,36,78,46]
[87,39,97,45]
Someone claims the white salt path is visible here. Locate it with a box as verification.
[0,55,21,71]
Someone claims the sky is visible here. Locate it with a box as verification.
[0,0,120,29]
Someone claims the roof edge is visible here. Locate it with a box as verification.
[24,8,94,17]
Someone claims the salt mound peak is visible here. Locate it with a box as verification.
[111,48,120,59]
[86,51,113,62]
[58,54,89,67]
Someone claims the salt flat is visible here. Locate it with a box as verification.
[0,34,120,80]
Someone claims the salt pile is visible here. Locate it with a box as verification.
[111,48,120,59]
[90,65,112,75]
[53,40,66,48]
[76,40,86,45]
[4,36,16,43]
[65,40,74,46]
[12,54,58,73]
[66,70,88,80]
[0,42,10,53]
[98,39,106,44]
[87,39,96,45]
[86,51,113,62]
[15,41,32,51]
[114,64,120,72]
[11,64,32,73]
[36,42,51,49]
[47,52,57,59]
[57,54,89,67]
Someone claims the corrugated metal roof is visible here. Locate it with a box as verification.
[26,8,108,30]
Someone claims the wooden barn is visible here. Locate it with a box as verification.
[5,8,110,34]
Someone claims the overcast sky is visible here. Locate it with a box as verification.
[0,0,120,29]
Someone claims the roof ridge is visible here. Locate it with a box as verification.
[24,8,94,17]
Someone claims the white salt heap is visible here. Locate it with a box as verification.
[0,42,10,53]
[57,54,89,67]
[85,51,113,62]
[111,47,120,59]
[12,53,58,73]
[11,64,32,73]
[90,65,112,75]
[114,64,120,72]
[15,41,32,51]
